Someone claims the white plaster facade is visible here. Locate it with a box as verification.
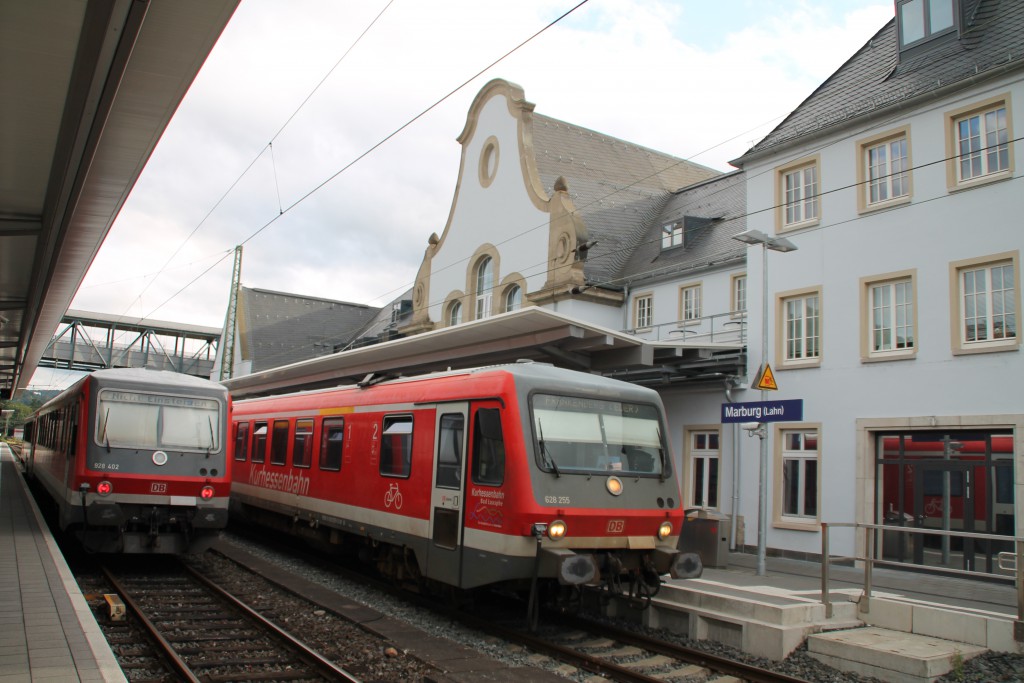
[732,66,1023,559]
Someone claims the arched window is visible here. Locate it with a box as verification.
[448,301,463,327]
[505,284,522,312]
[475,257,493,319]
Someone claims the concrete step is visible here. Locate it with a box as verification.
[603,581,862,660]
[808,626,986,683]
[659,577,860,626]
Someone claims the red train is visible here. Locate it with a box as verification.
[21,368,231,553]
[230,361,700,609]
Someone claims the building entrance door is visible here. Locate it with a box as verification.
[912,461,975,571]
[876,430,1014,576]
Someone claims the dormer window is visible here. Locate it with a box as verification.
[662,222,683,249]
[897,0,957,53]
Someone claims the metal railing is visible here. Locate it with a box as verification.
[820,521,1024,639]
[623,311,747,345]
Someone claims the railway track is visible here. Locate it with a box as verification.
[96,560,360,683]
[210,533,816,683]
[453,598,815,683]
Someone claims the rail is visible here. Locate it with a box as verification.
[820,522,1024,640]
[623,310,747,344]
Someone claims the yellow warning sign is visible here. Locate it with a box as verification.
[753,363,778,391]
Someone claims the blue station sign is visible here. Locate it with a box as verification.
[721,399,804,424]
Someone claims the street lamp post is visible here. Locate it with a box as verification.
[732,229,797,576]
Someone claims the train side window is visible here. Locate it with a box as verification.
[252,422,268,463]
[472,408,505,486]
[380,415,413,478]
[436,413,463,489]
[270,419,289,466]
[234,422,250,462]
[293,418,313,468]
[319,417,344,471]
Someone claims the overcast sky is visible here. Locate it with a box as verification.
[32,0,893,389]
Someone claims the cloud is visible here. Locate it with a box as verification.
[71,0,892,331]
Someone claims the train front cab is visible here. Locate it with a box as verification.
[423,383,700,598]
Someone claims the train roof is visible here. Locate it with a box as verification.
[32,368,228,417]
[234,360,660,405]
[88,367,228,392]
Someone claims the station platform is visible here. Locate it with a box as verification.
[0,445,124,683]
[633,549,1022,681]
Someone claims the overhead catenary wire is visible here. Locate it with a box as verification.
[113,1,398,325]
[243,134,1023,370]
[136,1,592,323]
[142,4,1018,340]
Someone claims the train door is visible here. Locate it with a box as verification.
[425,403,468,584]
[912,461,976,570]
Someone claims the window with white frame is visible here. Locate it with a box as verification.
[505,284,522,312]
[689,430,719,508]
[780,161,819,228]
[634,294,653,330]
[780,289,821,365]
[780,428,819,520]
[955,104,1009,183]
[475,257,493,319]
[953,256,1017,351]
[448,301,463,327]
[662,222,683,249]
[865,135,909,206]
[867,276,915,357]
[680,284,702,323]
[732,274,747,316]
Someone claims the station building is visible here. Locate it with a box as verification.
[221,0,1023,571]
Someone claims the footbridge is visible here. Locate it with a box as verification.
[37,310,221,379]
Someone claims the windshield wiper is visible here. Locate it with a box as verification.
[537,420,560,478]
[206,416,216,457]
[100,408,111,453]
[656,426,667,481]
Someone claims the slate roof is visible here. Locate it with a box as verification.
[345,289,414,349]
[529,114,720,285]
[736,0,1024,160]
[618,170,747,285]
[237,287,380,372]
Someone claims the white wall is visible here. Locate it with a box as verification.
[738,72,1024,556]
[428,94,551,323]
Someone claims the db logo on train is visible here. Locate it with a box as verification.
[607,519,625,534]
[151,483,167,493]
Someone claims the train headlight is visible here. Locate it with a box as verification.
[200,486,215,500]
[96,481,113,496]
[658,521,673,540]
[606,476,623,496]
[547,520,567,540]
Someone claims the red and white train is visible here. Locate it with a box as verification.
[230,361,701,608]
[21,367,231,553]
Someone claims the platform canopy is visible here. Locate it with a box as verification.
[0,0,239,398]
[223,307,744,399]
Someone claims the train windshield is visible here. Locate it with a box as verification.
[531,393,667,477]
[96,390,222,453]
